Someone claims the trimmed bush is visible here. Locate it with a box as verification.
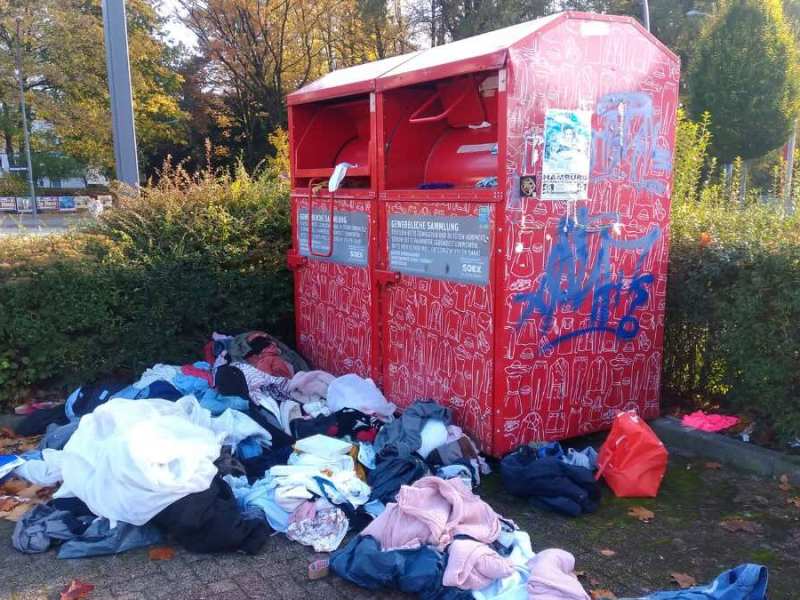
[664,112,800,443]
[0,164,292,408]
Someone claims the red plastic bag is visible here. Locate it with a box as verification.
[596,410,668,497]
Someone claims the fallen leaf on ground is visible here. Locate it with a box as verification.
[0,478,28,495]
[599,548,617,557]
[720,519,763,534]
[628,506,655,522]
[787,497,800,508]
[60,579,94,600]
[148,546,176,561]
[671,572,697,588]
[779,474,792,492]
[590,589,618,600]
[704,462,722,470]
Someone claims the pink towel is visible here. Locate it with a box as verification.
[443,539,514,590]
[527,549,590,600]
[361,476,502,550]
[681,410,740,432]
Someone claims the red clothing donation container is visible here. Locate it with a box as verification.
[287,12,680,457]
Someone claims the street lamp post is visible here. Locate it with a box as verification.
[641,0,650,32]
[14,16,36,217]
[101,0,140,189]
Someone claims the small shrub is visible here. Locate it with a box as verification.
[0,162,292,408]
[665,112,800,443]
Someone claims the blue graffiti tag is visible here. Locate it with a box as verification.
[592,92,672,194]
[513,207,660,350]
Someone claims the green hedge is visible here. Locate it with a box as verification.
[0,164,293,406]
[664,112,800,443]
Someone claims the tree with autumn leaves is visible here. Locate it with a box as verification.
[0,0,185,181]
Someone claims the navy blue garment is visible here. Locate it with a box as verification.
[368,451,430,504]
[140,380,182,401]
[153,475,270,554]
[15,405,68,437]
[644,564,767,600]
[500,447,600,517]
[330,535,472,600]
[70,378,132,418]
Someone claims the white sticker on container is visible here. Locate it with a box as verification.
[580,21,610,37]
[457,143,498,154]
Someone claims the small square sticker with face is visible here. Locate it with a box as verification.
[520,175,537,198]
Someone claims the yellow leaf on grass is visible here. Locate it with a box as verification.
[719,519,763,534]
[671,572,697,588]
[628,506,655,522]
[590,589,618,600]
[599,548,617,557]
[148,546,176,561]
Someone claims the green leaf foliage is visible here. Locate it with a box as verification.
[0,163,292,407]
[665,111,800,443]
[688,0,800,162]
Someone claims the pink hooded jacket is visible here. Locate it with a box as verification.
[361,476,502,550]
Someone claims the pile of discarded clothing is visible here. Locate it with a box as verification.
[0,329,770,600]
[1,331,490,563]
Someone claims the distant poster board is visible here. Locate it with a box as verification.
[541,109,592,201]
[16,197,32,213]
[97,194,114,208]
[74,196,91,210]
[0,197,16,211]
[59,196,77,212]
[37,196,58,211]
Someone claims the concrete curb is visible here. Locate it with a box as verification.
[651,416,800,485]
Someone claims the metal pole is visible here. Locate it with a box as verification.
[101,0,140,188]
[785,120,797,214]
[642,0,651,32]
[15,17,36,217]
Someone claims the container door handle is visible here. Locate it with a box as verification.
[375,269,401,287]
[306,178,334,258]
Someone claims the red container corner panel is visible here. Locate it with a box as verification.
[292,195,373,378]
[382,201,495,450]
[495,17,680,455]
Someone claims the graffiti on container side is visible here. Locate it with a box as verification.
[592,91,672,194]
[513,207,660,351]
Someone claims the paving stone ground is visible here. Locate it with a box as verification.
[1,455,798,600]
